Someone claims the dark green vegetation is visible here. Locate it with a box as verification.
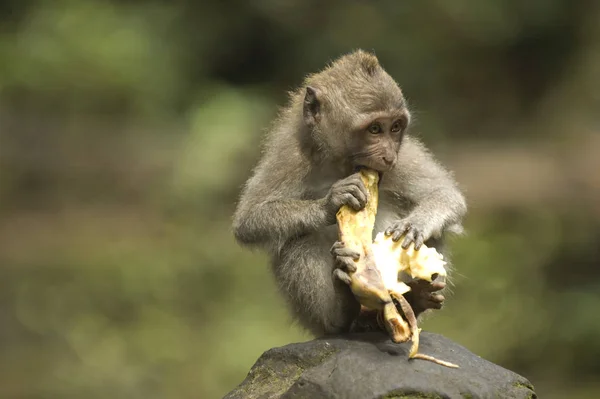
[0,1,599,398]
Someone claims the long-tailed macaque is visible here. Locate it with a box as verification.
[232,50,467,337]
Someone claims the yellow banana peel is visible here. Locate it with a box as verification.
[336,168,458,368]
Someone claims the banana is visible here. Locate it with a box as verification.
[336,168,458,368]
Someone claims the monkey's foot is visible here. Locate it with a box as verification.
[349,307,385,334]
[403,279,446,316]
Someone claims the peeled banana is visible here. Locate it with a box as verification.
[335,168,458,368]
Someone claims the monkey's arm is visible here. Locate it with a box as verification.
[234,196,331,247]
[385,136,467,248]
[233,160,330,248]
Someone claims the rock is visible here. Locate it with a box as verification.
[224,332,536,399]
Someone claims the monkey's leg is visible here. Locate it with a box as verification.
[348,306,386,334]
[330,240,387,334]
[403,279,446,318]
[402,235,450,318]
[274,233,361,336]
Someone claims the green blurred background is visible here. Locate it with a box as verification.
[1,1,599,398]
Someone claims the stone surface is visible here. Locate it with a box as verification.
[224,332,536,399]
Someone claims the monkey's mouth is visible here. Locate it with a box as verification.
[354,165,384,184]
[377,171,383,186]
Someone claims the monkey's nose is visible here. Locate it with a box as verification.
[383,156,394,166]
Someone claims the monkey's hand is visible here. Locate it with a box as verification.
[324,173,369,222]
[403,279,446,316]
[384,217,432,250]
[330,241,360,285]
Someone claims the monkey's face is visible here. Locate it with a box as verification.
[346,111,409,173]
[301,54,410,174]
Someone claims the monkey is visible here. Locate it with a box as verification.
[232,50,467,337]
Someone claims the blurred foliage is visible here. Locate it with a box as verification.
[1,0,600,398]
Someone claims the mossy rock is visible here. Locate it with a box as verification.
[224,332,536,399]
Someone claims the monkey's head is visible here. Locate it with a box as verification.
[301,50,410,173]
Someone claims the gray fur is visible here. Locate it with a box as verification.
[232,50,467,337]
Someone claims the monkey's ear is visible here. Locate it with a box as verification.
[360,51,379,76]
[303,86,321,126]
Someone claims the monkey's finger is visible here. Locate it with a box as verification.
[419,294,444,309]
[429,281,446,291]
[407,280,446,292]
[416,281,446,293]
[354,179,370,202]
[348,172,368,187]
[345,184,368,208]
[422,300,443,310]
[342,174,364,190]
[333,269,352,285]
[392,227,409,242]
[344,174,370,201]
[389,222,410,241]
[400,232,414,248]
[413,233,425,250]
[385,222,406,236]
[386,221,410,239]
[336,257,358,273]
[341,193,363,211]
[430,294,445,303]
[331,245,361,261]
[330,241,344,254]
[401,230,417,249]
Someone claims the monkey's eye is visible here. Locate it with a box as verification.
[367,123,383,134]
[391,120,404,133]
